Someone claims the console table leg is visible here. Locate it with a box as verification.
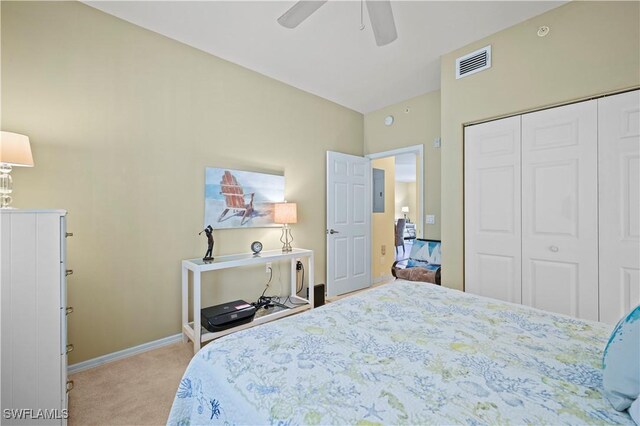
[182,267,188,343]
[193,271,201,353]
[290,258,296,297]
[309,253,315,308]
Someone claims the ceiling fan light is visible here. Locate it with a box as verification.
[277,0,328,29]
[366,0,398,46]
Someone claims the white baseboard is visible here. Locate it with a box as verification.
[67,333,184,375]
[373,274,394,284]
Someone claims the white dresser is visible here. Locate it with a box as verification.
[1,209,72,425]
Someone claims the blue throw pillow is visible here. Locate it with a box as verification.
[602,305,640,412]
[406,259,439,271]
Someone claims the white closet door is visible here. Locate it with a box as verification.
[465,116,522,303]
[521,100,599,321]
[598,90,640,324]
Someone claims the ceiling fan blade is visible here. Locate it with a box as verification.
[366,0,398,46]
[277,1,328,29]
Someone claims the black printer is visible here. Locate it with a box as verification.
[201,300,256,332]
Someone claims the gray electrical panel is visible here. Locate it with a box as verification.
[372,168,385,213]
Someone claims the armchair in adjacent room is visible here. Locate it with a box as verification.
[392,238,442,285]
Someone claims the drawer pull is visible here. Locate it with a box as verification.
[66,380,74,393]
[66,344,74,354]
[66,232,74,238]
[66,307,74,315]
[65,269,74,276]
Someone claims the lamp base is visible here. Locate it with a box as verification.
[0,197,13,209]
[0,164,14,209]
[280,224,293,252]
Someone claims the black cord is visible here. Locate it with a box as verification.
[260,266,273,299]
[296,263,304,295]
[255,264,308,309]
[283,295,308,306]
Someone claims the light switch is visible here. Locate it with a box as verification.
[381,245,386,255]
[433,137,441,148]
[426,215,436,224]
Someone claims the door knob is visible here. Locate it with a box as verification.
[66,344,74,354]
[66,269,74,276]
[66,232,74,238]
[328,229,340,234]
[66,380,74,393]
[66,307,74,315]
[549,245,559,252]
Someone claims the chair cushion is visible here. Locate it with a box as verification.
[394,266,438,284]
[602,304,640,412]
[407,239,441,266]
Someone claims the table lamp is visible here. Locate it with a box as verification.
[402,206,409,221]
[0,131,34,208]
[274,202,297,252]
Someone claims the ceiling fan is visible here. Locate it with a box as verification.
[277,0,398,47]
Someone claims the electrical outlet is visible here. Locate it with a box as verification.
[380,256,386,264]
[381,245,386,255]
[266,262,272,272]
[426,215,436,225]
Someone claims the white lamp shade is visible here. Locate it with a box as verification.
[0,132,34,167]
[274,202,297,224]
[401,206,410,213]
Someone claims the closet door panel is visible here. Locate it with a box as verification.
[465,116,522,303]
[521,100,599,321]
[598,90,640,324]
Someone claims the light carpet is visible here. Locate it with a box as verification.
[69,342,193,425]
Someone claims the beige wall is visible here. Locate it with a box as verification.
[364,90,441,240]
[394,181,416,222]
[371,157,395,281]
[440,1,640,291]
[1,1,363,363]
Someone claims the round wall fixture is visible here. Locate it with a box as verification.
[404,107,411,114]
[384,115,394,126]
[537,26,550,37]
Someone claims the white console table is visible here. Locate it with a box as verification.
[182,248,314,353]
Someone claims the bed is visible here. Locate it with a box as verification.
[168,280,633,425]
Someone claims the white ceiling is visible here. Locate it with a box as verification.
[86,1,564,113]
[395,153,416,183]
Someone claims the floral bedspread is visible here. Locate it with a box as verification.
[168,280,632,425]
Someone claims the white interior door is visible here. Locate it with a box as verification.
[521,100,599,321]
[598,90,640,324]
[326,151,371,297]
[464,116,522,303]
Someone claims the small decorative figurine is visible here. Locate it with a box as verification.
[199,225,214,262]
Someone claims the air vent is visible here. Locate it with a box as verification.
[456,45,491,79]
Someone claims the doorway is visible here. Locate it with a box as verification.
[367,145,424,283]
